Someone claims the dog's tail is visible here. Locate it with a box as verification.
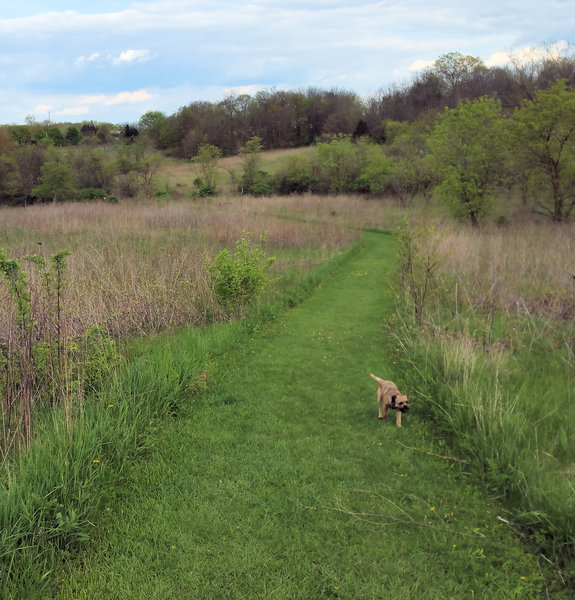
[369,373,383,384]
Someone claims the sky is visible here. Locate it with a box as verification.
[0,1,573,125]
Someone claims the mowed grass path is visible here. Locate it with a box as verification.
[56,232,544,599]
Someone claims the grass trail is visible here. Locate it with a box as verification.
[56,231,546,599]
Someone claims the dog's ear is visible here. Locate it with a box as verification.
[391,394,397,405]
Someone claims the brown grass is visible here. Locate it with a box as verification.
[438,221,575,318]
[0,194,391,339]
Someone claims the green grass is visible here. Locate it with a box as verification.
[53,231,560,599]
[393,303,575,585]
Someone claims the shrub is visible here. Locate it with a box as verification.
[78,188,109,201]
[248,171,276,197]
[276,154,317,194]
[77,326,121,393]
[208,232,276,314]
[191,177,217,197]
[395,218,444,324]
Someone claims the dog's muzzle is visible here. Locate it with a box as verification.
[399,406,409,413]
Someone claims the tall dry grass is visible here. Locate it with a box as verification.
[0,194,391,339]
[438,220,575,319]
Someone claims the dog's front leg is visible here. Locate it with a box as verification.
[395,410,402,427]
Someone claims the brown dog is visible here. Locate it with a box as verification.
[369,373,409,427]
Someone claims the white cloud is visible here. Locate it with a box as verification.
[485,50,512,67]
[112,49,151,65]
[74,52,100,66]
[34,103,53,114]
[105,89,152,104]
[83,89,152,105]
[485,41,570,68]
[223,84,268,97]
[408,59,436,72]
[28,89,153,121]
[57,106,90,116]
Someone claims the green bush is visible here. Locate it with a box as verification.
[154,189,172,201]
[77,326,121,393]
[276,154,317,194]
[78,188,109,201]
[191,177,217,197]
[208,232,276,313]
[247,171,276,196]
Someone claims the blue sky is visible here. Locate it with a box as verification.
[0,1,573,124]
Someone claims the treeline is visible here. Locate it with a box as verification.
[138,48,575,156]
[0,124,161,204]
[0,49,574,220]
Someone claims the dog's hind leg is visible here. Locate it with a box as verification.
[378,390,387,420]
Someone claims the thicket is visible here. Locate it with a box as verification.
[0,124,161,205]
[0,248,119,453]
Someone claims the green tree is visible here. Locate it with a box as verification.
[385,118,436,204]
[276,153,316,194]
[32,161,77,203]
[0,155,19,198]
[427,96,506,226]
[15,145,46,198]
[96,123,113,144]
[47,127,65,147]
[314,134,363,193]
[239,135,263,191]
[138,111,176,149]
[8,125,31,146]
[72,147,115,190]
[193,144,222,190]
[433,52,486,90]
[353,139,393,194]
[65,126,82,146]
[234,136,274,195]
[511,79,575,222]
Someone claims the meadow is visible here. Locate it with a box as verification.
[0,151,574,595]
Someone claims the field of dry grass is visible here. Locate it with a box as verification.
[0,193,392,339]
[438,220,575,319]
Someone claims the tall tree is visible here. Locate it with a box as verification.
[0,155,19,198]
[433,52,486,90]
[193,144,222,190]
[31,161,77,203]
[427,96,506,226]
[511,79,575,222]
